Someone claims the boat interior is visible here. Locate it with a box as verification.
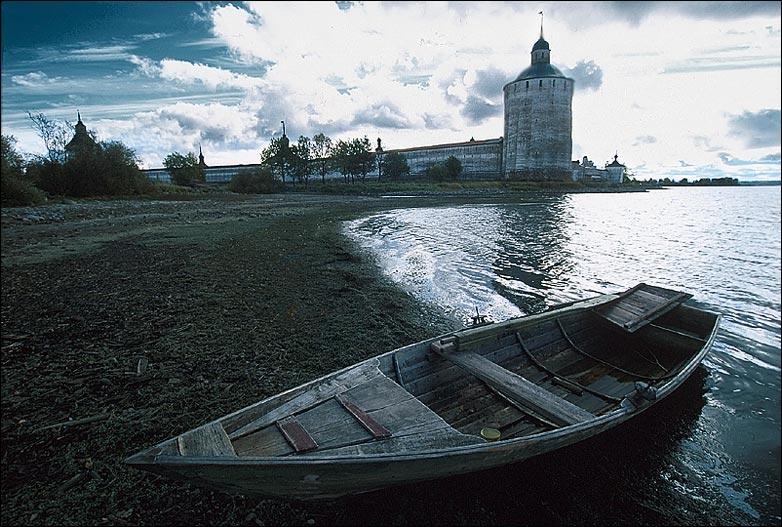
[147,286,719,461]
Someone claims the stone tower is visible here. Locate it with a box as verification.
[502,22,574,180]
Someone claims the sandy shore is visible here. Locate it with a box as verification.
[2,194,472,526]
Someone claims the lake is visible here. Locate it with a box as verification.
[341,186,781,525]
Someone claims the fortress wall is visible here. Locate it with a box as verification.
[389,139,503,180]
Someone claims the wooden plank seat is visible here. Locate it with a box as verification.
[594,283,692,333]
[431,342,594,428]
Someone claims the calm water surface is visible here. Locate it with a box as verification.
[341,186,780,526]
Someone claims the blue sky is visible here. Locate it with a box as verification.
[2,1,780,181]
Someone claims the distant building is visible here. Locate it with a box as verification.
[605,153,627,183]
[142,156,263,184]
[571,153,626,183]
[64,111,97,158]
[198,145,207,168]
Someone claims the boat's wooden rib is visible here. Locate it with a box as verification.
[648,323,707,343]
[335,394,392,439]
[515,331,621,402]
[277,417,318,452]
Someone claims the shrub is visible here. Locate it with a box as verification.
[426,163,447,181]
[28,141,152,198]
[227,167,284,194]
[1,172,47,206]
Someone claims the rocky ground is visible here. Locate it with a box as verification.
[1,194,465,526]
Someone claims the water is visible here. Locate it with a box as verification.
[343,186,781,525]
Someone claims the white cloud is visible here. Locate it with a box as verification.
[158,59,265,91]
[11,71,63,87]
[2,1,779,180]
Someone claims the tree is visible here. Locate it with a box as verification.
[29,138,148,198]
[352,136,376,181]
[1,134,47,206]
[445,155,462,180]
[290,135,312,185]
[100,141,152,195]
[164,151,205,186]
[260,136,294,183]
[330,137,376,183]
[382,151,410,180]
[312,133,333,183]
[331,139,353,183]
[427,163,447,181]
[1,134,24,179]
[26,111,73,162]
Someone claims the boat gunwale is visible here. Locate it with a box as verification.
[132,308,721,468]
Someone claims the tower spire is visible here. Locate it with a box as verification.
[539,11,544,39]
[77,110,82,122]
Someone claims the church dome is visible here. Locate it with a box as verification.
[514,62,566,81]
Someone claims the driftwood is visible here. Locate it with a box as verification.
[136,357,148,375]
[57,472,89,494]
[36,413,110,433]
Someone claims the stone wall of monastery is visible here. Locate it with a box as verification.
[389,138,503,180]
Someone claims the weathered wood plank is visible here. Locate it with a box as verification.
[595,284,692,333]
[177,422,236,457]
[232,424,294,456]
[277,417,318,452]
[295,397,371,449]
[437,351,594,427]
[336,394,392,439]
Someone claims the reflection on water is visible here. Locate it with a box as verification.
[344,186,781,525]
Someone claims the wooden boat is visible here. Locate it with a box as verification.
[125,283,720,500]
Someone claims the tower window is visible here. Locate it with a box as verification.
[539,80,543,88]
[553,80,556,87]
[526,81,529,89]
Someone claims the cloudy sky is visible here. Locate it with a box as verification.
[2,1,780,181]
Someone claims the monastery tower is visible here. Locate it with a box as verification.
[502,20,574,180]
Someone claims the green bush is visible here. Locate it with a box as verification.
[27,142,152,198]
[227,167,284,194]
[1,172,47,206]
[426,163,447,181]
